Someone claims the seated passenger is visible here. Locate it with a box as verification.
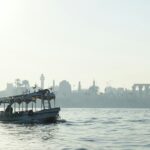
[5,105,13,114]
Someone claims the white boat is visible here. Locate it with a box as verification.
[0,89,60,123]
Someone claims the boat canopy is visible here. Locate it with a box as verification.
[0,89,55,105]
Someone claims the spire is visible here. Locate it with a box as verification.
[78,81,81,91]
[40,74,45,89]
[53,80,55,90]
[93,80,95,87]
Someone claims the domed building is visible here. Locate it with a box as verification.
[58,80,72,96]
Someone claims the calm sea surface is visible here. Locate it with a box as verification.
[0,108,150,150]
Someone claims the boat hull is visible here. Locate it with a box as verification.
[0,107,60,124]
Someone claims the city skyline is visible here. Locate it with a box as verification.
[1,74,150,92]
[0,0,150,90]
[1,74,150,108]
[0,1,149,149]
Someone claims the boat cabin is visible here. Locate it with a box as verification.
[0,89,56,116]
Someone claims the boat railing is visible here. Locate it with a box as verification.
[0,89,56,114]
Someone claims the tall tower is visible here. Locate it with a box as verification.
[40,74,45,89]
[93,80,95,87]
[78,81,81,91]
[53,80,55,90]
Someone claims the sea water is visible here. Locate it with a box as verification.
[0,108,150,150]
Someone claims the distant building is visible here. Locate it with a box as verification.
[88,80,99,95]
[40,74,45,89]
[117,88,125,94]
[6,83,13,91]
[78,81,81,92]
[58,80,72,96]
[105,86,116,94]
[5,83,14,96]
[53,80,55,90]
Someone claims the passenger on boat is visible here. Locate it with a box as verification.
[5,105,13,114]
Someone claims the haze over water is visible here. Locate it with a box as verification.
[0,1,149,149]
[0,0,150,89]
[0,108,150,150]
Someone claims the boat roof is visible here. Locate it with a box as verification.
[0,89,55,105]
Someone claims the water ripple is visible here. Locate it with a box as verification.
[0,108,150,150]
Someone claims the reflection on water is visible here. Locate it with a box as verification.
[0,108,150,150]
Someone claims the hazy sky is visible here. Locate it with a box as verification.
[0,0,150,90]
